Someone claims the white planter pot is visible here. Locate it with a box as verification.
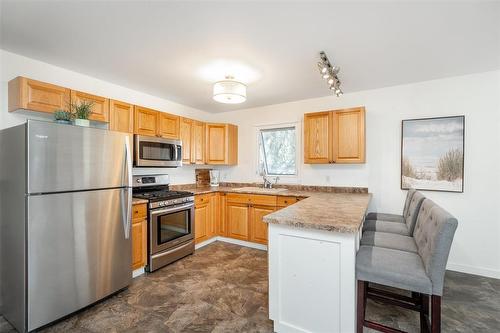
[74,119,90,127]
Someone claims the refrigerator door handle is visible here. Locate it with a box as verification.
[124,135,133,188]
[121,187,132,239]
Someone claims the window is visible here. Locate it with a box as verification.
[258,126,297,176]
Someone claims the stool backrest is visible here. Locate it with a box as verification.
[402,189,417,218]
[405,191,426,234]
[413,200,458,296]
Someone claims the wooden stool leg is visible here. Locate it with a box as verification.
[357,280,367,333]
[431,295,441,333]
[420,294,429,332]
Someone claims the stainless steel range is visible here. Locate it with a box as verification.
[132,175,195,272]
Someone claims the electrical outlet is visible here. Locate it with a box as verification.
[325,175,331,183]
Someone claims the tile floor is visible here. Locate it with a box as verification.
[1,241,499,332]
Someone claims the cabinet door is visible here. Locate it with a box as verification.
[180,117,193,163]
[191,121,205,164]
[131,218,146,270]
[8,77,70,113]
[217,193,227,236]
[208,193,218,238]
[250,205,275,245]
[332,107,365,163]
[71,90,109,122]
[134,106,158,137]
[206,123,227,164]
[109,100,133,133]
[304,111,333,164]
[158,112,180,139]
[226,202,250,240]
[194,201,210,244]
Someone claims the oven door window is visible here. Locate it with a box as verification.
[157,209,191,244]
[139,141,175,161]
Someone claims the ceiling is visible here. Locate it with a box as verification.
[1,1,499,113]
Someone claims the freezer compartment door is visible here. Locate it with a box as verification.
[27,188,132,331]
[27,120,132,194]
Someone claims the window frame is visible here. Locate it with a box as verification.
[255,122,301,183]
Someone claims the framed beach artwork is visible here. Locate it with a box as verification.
[401,116,465,192]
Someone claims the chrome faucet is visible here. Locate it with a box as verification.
[263,175,280,189]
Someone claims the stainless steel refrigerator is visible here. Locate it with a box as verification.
[0,120,133,332]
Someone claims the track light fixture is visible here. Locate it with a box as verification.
[317,51,343,97]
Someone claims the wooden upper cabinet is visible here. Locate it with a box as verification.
[70,90,109,122]
[332,107,365,163]
[8,76,70,113]
[304,107,365,164]
[304,111,333,164]
[192,121,205,164]
[109,100,133,133]
[134,106,159,137]
[158,112,180,139]
[206,123,238,165]
[179,117,193,163]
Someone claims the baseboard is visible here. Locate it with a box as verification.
[217,237,268,251]
[194,237,218,250]
[447,262,500,279]
[132,267,145,278]
[195,236,268,251]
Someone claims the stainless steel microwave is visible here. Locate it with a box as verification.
[134,135,182,167]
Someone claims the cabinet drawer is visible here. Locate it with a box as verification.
[277,196,299,207]
[132,203,147,219]
[226,193,276,206]
[195,194,210,206]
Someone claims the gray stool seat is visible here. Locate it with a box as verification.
[365,212,404,223]
[356,245,432,294]
[360,231,418,253]
[363,220,410,235]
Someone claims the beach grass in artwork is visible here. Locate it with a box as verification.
[401,116,464,192]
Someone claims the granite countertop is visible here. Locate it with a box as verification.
[176,185,371,233]
[132,198,148,205]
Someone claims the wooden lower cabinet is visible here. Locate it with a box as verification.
[250,205,275,244]
[226,202,250,240]
[131,203,147,270]
[194,193,218,244]
[194,193,302,246]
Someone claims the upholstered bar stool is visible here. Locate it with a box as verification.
[366,189,416,223]
[363,191,426,236]
[361,199,435,252]
[356,203,458,333]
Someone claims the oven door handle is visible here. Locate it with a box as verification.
[150,203,194,216]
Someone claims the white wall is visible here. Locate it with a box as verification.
[212,70,500,279]
[0,49,215,184]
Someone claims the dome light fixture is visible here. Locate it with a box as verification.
[213,76,247,104]
[317,51,343,97]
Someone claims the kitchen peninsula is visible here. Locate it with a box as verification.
[264,191,371,333]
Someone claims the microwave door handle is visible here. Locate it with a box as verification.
[174,144,179,162]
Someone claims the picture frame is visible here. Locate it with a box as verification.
[401,115,465,193]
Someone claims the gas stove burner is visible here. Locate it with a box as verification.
[133,190,194,202]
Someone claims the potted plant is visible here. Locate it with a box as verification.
[53,109,73,124]
[71,100,94,127]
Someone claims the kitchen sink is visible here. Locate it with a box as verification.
[233,187,288,194]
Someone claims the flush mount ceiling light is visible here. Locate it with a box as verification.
[317,51,343,97]
[213,76,247,104]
